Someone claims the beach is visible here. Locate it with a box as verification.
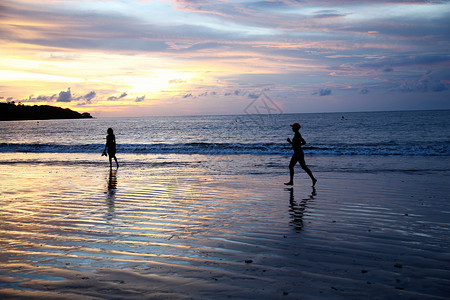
[1,152,449,299]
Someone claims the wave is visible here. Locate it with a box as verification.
[0,142,449,156]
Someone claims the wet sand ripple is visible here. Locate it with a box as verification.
[1,161,450,299]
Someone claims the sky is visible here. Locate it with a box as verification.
[1,0,449,117]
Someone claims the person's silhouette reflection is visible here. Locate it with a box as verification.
[286,187,316,233]
[106,168,117,220]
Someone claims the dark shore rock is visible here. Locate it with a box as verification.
[0,102,93,121]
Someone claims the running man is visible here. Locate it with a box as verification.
[285,123,316,186]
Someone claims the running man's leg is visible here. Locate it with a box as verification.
[285,155,298,185]
[299,155,317,186]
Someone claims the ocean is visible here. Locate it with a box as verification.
[1,110,449,174]
[1,110,450,298]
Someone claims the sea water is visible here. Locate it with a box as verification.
[0,110,449,175]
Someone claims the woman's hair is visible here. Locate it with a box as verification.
[107,128,113,135]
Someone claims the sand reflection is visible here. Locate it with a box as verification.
[106,168,117,220]
[287,187,316,233]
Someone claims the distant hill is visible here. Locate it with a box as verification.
[0,102,93,121]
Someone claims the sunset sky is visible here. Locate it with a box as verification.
[1,0,449,117]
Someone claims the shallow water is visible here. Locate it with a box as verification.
[1,153,449,299]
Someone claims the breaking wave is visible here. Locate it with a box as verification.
[0,142,449,156]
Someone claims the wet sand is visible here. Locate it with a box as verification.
[1,153,449,299]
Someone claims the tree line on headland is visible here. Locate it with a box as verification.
[0,102,92,121]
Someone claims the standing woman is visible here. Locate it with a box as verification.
[103,128,119,168]
[285,123,316,186]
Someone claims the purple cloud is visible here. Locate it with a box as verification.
[83,91,96,103]
[107,92,127,101]
[57,88,72,102]
[135,95,145,102]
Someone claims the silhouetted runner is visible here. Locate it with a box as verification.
[284,123,316,186]
[103,128,119,168]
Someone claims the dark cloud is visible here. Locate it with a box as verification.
[183,93,193,98]
[396,71,448,92]
[313,10,346,19]
[314,88,332,96]
[83,91,96,103]
[383,65,393,73]
[353,55,450,70]
[37,94,57,101]
[360,88,370,94]
[135,95,145,102]
[223,90,250,97]
[20,90,95,104]
[107,92,127,101]
[57,88,72,102]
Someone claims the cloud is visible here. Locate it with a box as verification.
[37,94,57,101]
[169,79,186,84]
[107,92,127,101]
[383,65,393,72]
[27,89,96,103]
[314,88,332,96]
[396,71,448,92]
[19,90,95,104]
[248,93,259,99]
[57,88,72,102]
[83,91,96,103]
[2,0,449,115]
[313,10,346,19]
[355,55,450,70]
[360,88,370,94]
[135,95,145,102]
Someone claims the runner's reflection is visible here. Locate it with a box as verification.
[106,168,117,220]
[286,187,316,233]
